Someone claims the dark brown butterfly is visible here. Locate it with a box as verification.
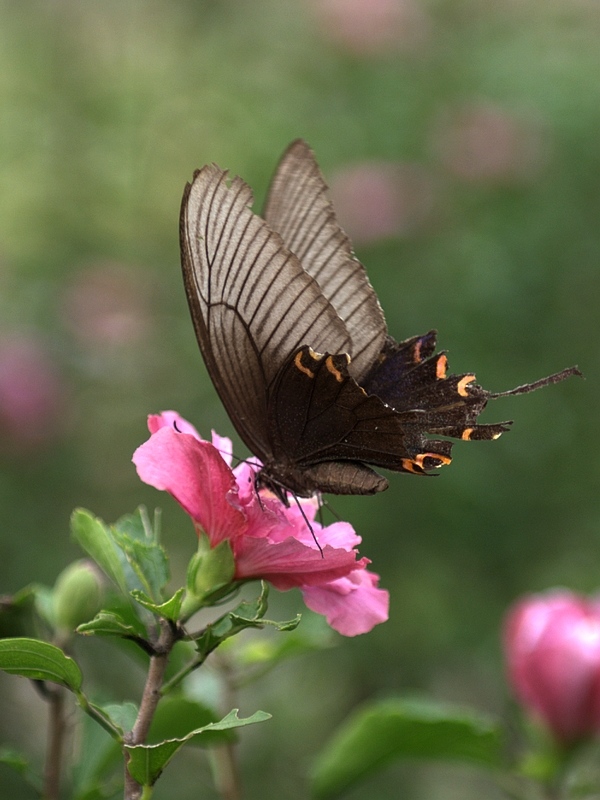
[180,140,580,500]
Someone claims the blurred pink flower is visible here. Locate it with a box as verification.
[504,589,600,744]
[311,0,430,55]
[62,262,153,349]
[434,104,547,184]
[133,411,389,636]
[330,162,434,244]
[0,335,68,452]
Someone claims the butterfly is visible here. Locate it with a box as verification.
[179,139,581,501]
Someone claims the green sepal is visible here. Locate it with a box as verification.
[0,637,82,691]
[311,696,506,798]
[130,588,185,622]
[182,535,235,616]
[125,709,271,786]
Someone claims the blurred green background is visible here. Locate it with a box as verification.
[0,0,597,797]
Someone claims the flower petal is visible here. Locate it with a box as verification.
[148,410,202,439]
[233,535,367,590]
[133,426,245,546]
[302,570,390,636]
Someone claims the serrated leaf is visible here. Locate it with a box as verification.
[125,709,271,785]
[112,531,169,603]
[111,509,169,601]
[76,611,144,639]
[311,697,506,799]
[112,509,150,543]
[129,588,184,622]
[148,695,228,747]
[0,638,82,691]
[193,587,299,662]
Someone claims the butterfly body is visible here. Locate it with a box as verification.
[180,140,581,497]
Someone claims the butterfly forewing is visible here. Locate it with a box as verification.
[264,140,387,382]
[180,163,352,460]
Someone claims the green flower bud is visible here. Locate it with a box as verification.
[53,560,104,632]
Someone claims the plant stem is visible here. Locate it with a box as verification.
[43,684,67,800]
[123,619,177,800]
[210,743,241,800]
[209,653,241,800]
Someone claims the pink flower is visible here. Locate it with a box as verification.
[504,590,600,743]
[133,412,389,636]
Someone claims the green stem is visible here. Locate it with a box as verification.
[76,691,123,740]
[161,656,205,695]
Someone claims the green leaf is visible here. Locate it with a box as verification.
[96,702,139,736]
[129,588,184,622]
[112,523,169,602]
[311,697,506,799]
[0,747,29,774]
[112,512,170,603]
[0,585,40,639]
[148,695,229,747]
[0,638,82,691]
[77,610,144,639]
[193,584,299,660]
[71,708,123,799]
[71,509,129,594]
[125,709,271,785]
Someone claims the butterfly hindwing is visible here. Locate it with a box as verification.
[261,345,455,495]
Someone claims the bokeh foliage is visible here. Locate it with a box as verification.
[0,1,597,797]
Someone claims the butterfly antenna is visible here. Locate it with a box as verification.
[291,493,324,558]
[490,366,583,399]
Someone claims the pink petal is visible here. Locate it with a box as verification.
[133,426,245,546]
[148,411,202,439]
[233,535,367,590]
[504,590,600,742]
[302,570,390,636]
[211,430,233,466]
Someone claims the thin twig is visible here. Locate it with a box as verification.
[123,619,178,800]
[43,684,67,800]
[209,653,241,800]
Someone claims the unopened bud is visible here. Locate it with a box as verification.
[53,560,104,632]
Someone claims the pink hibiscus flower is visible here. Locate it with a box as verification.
[132,411,389,636]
